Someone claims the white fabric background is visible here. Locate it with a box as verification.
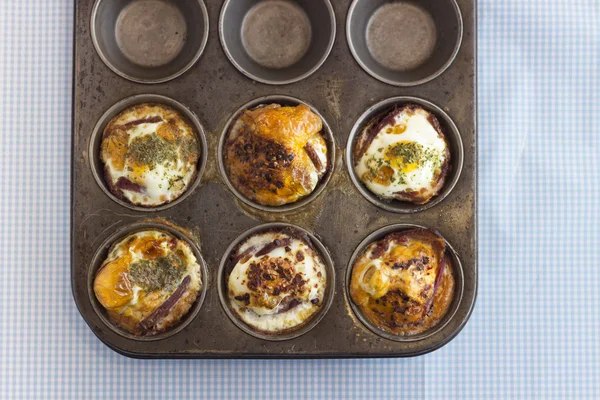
[1,0,599,398]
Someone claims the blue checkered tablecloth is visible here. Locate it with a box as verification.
[1,0,599,398]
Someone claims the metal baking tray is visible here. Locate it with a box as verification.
[72,0,477,358]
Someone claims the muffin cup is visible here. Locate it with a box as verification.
[346,96,464,213]
[91,0,209,83]
[87,221,209,341]
[218,95,336,213]
[346,0,463,86]
[217,222,335,341]
[345,223,464,342]
[88,94,208,212]
[219,0,336,84]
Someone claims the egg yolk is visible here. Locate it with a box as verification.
[363,165,395,186]
[384,141,424,174]
[128,161,147,183]
[94,255,133,309]
[131,236,168,259]
[385,123,407,135]
[102,130,128,171]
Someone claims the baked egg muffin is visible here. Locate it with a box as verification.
[225,227,327,334]
[100,103,201,207]
[93,230,202,336]
[349,228,455,336]
[223,103,329,207]
[353,104,450,205]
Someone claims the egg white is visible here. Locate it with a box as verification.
[228,231,326,333]
[355,108,448,199]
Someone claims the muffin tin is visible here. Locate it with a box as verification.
[72,0,477,358]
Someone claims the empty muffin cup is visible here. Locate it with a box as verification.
[91,0,209,83]
[87,221,209,341]
[219,0,336,84]
[346,0,463,86]
[217,222,335,341]
[218,95,336,212]
[345,223,464,342]
[346,96,463,213]
[89,94,208,212]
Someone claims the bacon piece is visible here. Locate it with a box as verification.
[137,275,191,334]
[354,106,402,160]
[277,297,301,313]
[227,246,256,274]
[116,177,145,193]
[255,238,292,257]
[421,254,447,320]
[304,141,325,175]
[369,241,390,260]
[119,116,163,130]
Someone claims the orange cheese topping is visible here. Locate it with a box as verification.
[225,104,328,206]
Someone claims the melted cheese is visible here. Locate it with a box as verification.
[363,239,436,305]
[349,229,452,335]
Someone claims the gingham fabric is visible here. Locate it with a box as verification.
[1,0,599,398]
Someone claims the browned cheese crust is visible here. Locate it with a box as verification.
[224,104,329,206]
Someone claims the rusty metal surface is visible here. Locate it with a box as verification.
[72,0,477,358]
